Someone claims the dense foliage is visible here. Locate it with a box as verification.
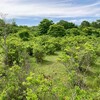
[0,18,100,100]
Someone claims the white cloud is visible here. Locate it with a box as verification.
[68,18,98,25]
[0,0,100,19]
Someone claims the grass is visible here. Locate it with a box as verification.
[31,52,68,85]
[30,51,100,95]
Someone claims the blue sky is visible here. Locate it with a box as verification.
[0,0,100,26]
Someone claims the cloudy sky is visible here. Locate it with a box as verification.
[0,0,100,26]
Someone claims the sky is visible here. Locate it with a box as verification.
[0,0,100,26]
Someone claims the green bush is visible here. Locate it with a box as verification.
[47,24,66,37]
[18,29,30,41]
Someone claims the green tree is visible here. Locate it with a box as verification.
[82,27,100,36]
[33,44,45,63]
[18,29,30,41]
[80,20,90,28]
[0,14,9,67]
[47,24,66,37]
[66,28,81,36]
[38,19,53,35]
[57,20,77,29]
[91,20,100,28]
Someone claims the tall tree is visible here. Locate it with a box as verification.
[0,13,9,67]
[47,24,66,37]
[80,20,90,28]
[57,20,77,29]
[38,18,53,35]
[91,20,100,28]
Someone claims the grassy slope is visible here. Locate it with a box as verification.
[31,52,68,86]
[30,51,100,99]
